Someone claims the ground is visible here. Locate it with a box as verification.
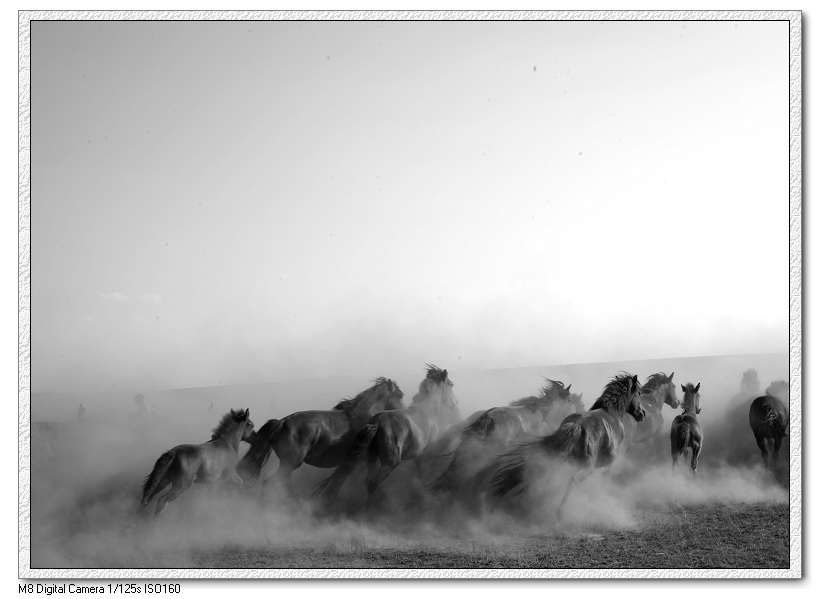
[186,502,789,570]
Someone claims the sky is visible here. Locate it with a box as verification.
[28,18,792,393]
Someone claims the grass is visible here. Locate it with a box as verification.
[188,502,789,570]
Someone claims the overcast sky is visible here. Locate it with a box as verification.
[30,19,790,392]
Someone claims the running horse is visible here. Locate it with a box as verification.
[139,408,256,519]
[670,383,704,476]
[236,378,404,500]
[749,384,788,471]
[623,372,680,457]
[314,365,461,513]
[431,379,583,500]
[492,373,644,519]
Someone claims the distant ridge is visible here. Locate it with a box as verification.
[31,352,788,424]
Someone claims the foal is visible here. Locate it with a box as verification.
[670,383,703,477]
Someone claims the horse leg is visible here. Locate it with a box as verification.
[557,466,593,521]
[754,433,769,469]
[365,457,399,516]
[260,462,298,508]
[690,440,702,478]
[772,435,783,471]
[670,429,679,469]
[155,476,193,521]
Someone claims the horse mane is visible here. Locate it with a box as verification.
[508,379,572,411]
[425,364,449,383]
[507,395,544,410]
[589,372,639,416]
[642,372,670,395]
[754,398,787,436]
[540,378,572,401]
[411,365,449,404]
[332,377,392,412]
[211,409,247,439]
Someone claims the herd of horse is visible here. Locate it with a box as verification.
[138,365,790,521]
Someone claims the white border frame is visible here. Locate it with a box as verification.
[18,9,802,579]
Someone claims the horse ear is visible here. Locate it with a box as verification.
[566,384,571,392]
[245,408,250,418]
[681,384,686,393]
[694,383,700,393]
[669,372,674,380]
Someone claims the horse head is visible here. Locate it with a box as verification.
[627,374,645,422]
[662,372,681,409]
[239,408,255,442]
[381,378,406,410]
[541,379,584,418]
[681,383,701,414]
[765,380,789,403]
[421,364,460,422]
[373,378,404,411]
[741,369,760,395]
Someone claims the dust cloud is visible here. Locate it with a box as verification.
[28,353,790,568]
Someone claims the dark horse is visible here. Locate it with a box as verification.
[314,365,460,512]
[623,372,680,456]
[670,383,703,477]
[140,408,255,519]
[492,373,644,518]
[749,387,788,471]
[431,379,583,500]
[236,378,405,499]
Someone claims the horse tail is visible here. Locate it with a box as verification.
[673,420,690,455]
[140,450,175,510]
[430,438,476,496]
[430,453,458,496]
[313,424,378,506]
[431,413,493,495]
[493,422,583,498]
[237,418,283,484]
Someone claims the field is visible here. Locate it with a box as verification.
[25,354,794,575]
[188,502,789,570]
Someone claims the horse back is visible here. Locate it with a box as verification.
[671,412,702,440]
[749,395,788,437]
[369,407,431,460]
[554,410,623,464]
[187,440,239,480]
[467,407,526,444]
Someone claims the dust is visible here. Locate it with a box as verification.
[27,353,791,569]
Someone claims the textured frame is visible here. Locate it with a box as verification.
[18,9,802,580]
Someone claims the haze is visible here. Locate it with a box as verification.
[30,20,789,393]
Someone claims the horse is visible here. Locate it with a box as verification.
[314,365,461,513]
[623,372,680,457]
[236,378,405,500]
[670,383,703,477]
[725,369,761,418]
[492,373,644,519]
[139,408,256,519]
[765,380,789,403]
[431,379,583,501]
[749,392,788,471]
